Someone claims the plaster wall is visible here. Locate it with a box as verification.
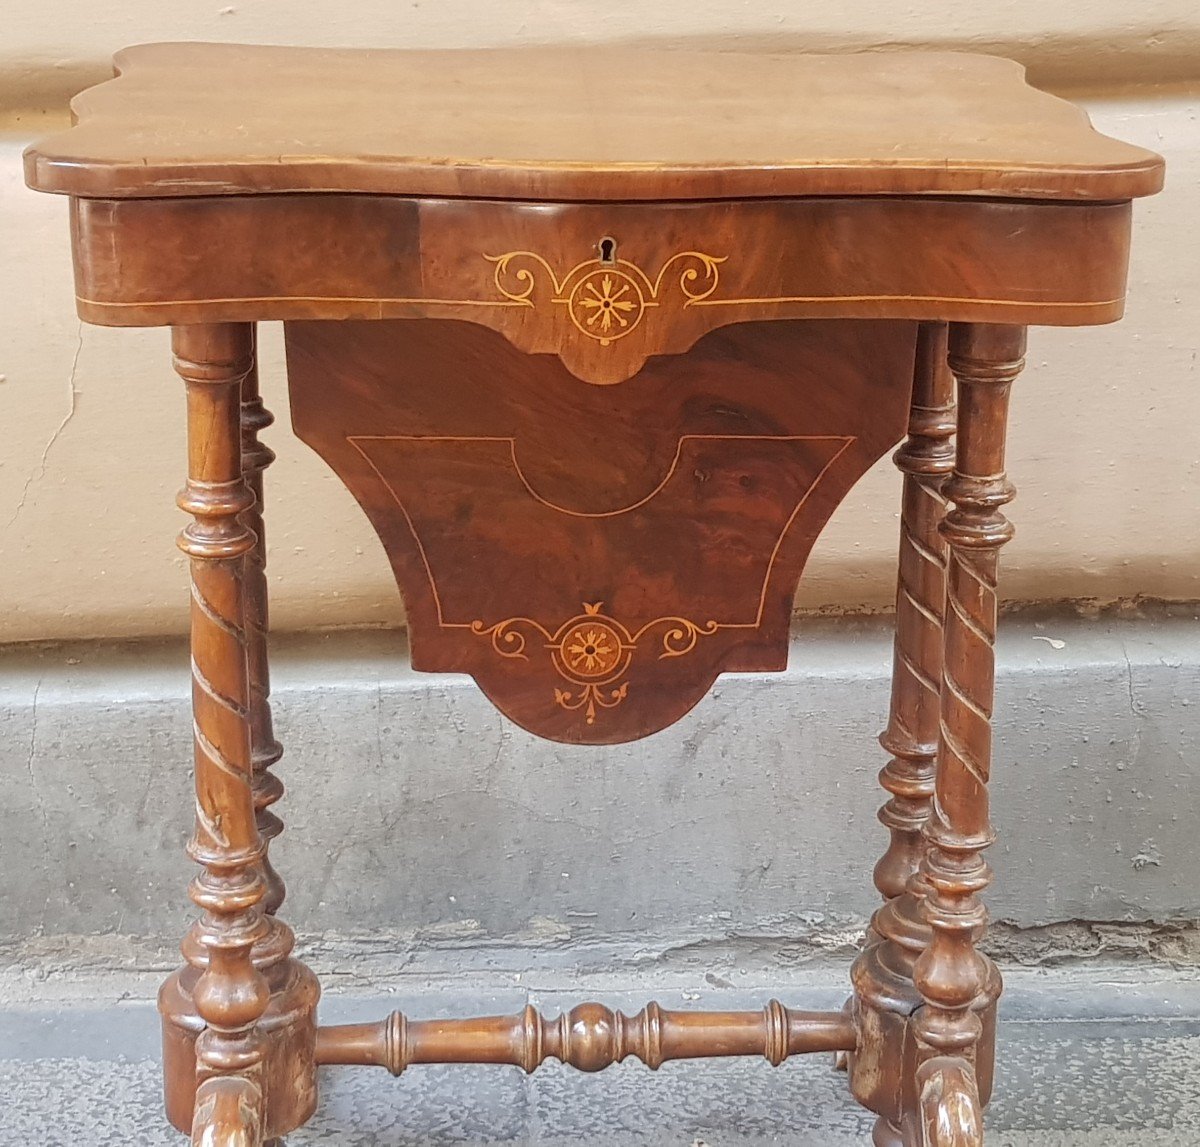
[0,7,1197,642]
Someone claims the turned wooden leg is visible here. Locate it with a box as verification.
[850,323,955,1141]
[174,323,270,1147]
[910,323,1025,1146]
[239,331,286,917]
[159,324,319,1146]
[874,322,954,930]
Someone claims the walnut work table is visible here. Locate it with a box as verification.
[25,43,1163,1147]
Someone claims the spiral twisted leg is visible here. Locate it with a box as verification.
[171,324,268,1147]
[161,324,318,1146]
[239,335,287,918]
[910,322,1026,1146]
[873,323,955,920]
[850,323,955,1139]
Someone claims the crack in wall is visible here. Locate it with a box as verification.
[6,322,84,528]
[23,677,48,830]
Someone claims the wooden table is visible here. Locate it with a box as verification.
[25,43,1163,1147]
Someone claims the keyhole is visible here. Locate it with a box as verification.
[598,236,617,264]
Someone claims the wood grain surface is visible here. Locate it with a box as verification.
[25,42,1163,202]
[68,194,1135,386]
[286,317,917,744]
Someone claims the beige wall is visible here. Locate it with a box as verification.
[1,5,1198,642]
[3,1,1200,102]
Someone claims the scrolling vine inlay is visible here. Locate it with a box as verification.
[487,250,726,346]
[474,602,720,725]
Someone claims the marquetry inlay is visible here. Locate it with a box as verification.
[487,249,726,346]
[473,602,721,725]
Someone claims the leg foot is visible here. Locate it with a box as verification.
[873,1116,905,1147]
[191,1076,263,1147]
[162,960,319,1138]
[915,1057,982,1147]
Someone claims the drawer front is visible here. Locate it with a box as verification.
[73,194,1129,385]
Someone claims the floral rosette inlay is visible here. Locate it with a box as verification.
[472,602,718,725]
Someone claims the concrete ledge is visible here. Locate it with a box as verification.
[2,961,1200,1144]
[1,609,1197,957]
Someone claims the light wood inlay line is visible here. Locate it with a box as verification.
[75,292,1124,312]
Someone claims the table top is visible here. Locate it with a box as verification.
[24,42,1163,203]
